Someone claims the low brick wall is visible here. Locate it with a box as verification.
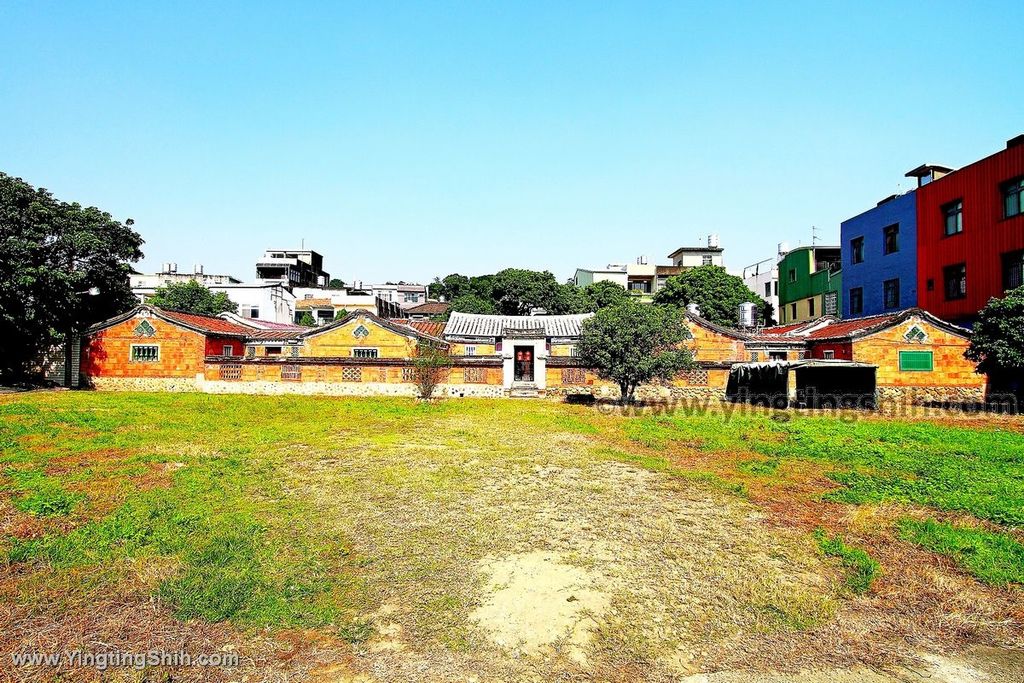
[89,376,201,392]
[876,385,987,407]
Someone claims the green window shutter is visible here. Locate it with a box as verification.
[899,350,933,371]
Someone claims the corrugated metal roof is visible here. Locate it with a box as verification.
[443,312,593,338]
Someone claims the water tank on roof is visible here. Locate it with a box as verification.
[708,234,720,248]
[738,302,757,328]
[686,303,701,317]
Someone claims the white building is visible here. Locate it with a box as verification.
[132,277,297,325]
[667,234,725,268]
[740,243,789,324]
[360,282,429,309]
[130,263,242,289]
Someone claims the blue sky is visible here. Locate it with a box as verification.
[2,1,1021,285]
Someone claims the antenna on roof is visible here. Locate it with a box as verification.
[811,225,819,245]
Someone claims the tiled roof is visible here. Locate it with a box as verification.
[157,309,252,336]
[405,320,446,338]
[804,313,902,340]
[301,311,448,346]
[296,298,334,309]
[245,329,305,341]
[444,312,593,338]
[406,302,450,315]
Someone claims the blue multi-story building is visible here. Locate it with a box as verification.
[840,191,918,319]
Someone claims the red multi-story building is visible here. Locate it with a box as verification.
[914,135,1024,324]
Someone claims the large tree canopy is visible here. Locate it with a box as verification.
[965,286,1024,379]
[576,301,694,403]
[0,172,143,381]
[147,280,238,316]
[653,266,773,326]
[582,280,630,310]
[433,269,594,316]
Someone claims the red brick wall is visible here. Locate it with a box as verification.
[82,314,208,379]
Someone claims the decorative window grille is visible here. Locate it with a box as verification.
[246,345,256,358]
[133,320,156,337]
[289,345,300,358]
[402,367,416,382]
[281,365,302,381]
[680,368,709,385]
[342,367,362,382]
[353,348,379,359]
[464,346,477,356]
[904,325,927,343]
[749,351,760,362]
[353,324,370,339]
[561,368,587,385]
[464,367,487,383]
[220,364,242,381]
[130,344,159,362]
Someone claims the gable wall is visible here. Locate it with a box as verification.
[849,316,983,388]
[82,314,207,379]
[302,317,419,358]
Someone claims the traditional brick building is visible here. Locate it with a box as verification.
[81,305,985,405]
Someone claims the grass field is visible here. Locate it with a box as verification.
[1,392,1023,682]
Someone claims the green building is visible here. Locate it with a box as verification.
[777,246,842,324]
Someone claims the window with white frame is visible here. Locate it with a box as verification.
[222,344,235,356]
[822,350,835,359]
[353,348,379,359]
[130,344,159,362]
[464,346,477,356]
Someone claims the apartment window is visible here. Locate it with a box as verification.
[404,292,419,303]
[883,224,899,254]
[789,303,797,320]
[942,199,963,236]
[464,346,477,356]
[1003,177,1024,218]
[764,282,771,297]
[883,278,900,309]
[943,263,967,300]
[849,287,863,315]
[807,298,815,317]
[899,350,934,372]
[1003,250,1024,291]
[773,281,778,295]
[266,346,283,356]
[130,344,159,362]
[824,291,838,316]
[702,255,713,266]
[822,350,835,360]
[352,348,379,359]
[248,306,260,319]
[851,236,864,264]
[629,280,651,293]
[788,268,797,283]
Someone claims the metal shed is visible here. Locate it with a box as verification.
[726,359,878,409]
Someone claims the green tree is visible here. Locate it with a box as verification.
[0,172,144,381]
[297,311,316,327]
[328,278,346,289]
[547,282,592,314]
[966,287,1024,395]
[654,266,772,326]
[333,308,350,321]
[412,344,453,399]
[491,268,563,315]
[576,302,694,403]
[582,280,629,310]
[148,280,238,316]
[449,293,497,315]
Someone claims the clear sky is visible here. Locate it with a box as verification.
[2,1,1021,285]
